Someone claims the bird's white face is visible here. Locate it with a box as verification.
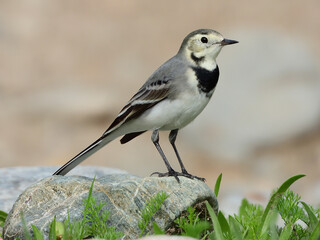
[180,30,238,70]
[187,31,224,61]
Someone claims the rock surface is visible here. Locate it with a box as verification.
[0,166,127,213]
[3,174,217,240]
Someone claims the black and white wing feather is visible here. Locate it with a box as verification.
[104,79,171,140]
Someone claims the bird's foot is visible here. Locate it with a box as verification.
[181,171,206,182]
[151,170,205,182]
[151,170,181,183]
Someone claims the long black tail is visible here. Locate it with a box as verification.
[53,134,114,176]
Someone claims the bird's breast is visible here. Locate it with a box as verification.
[156,73,214,131]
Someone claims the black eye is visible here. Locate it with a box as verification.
[201,37,208,43]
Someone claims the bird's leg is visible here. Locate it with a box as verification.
[169,129,205,182]
[169,129,188,174]
[151,129,180,182]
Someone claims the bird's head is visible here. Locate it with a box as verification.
[179,29,238,67]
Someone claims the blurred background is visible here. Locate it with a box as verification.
[0,0,319,213]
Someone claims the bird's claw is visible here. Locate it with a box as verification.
[151,171,205,183]
[180,171,206,182]
[151,171,180,183]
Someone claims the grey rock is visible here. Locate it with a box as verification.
[3,174,217,240]
[0,166,127,213]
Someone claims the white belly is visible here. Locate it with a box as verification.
[135,90,212,131]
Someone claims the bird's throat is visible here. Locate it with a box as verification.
[192,65,219,94]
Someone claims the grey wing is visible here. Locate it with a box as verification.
[103,76,171,135]
[103,56,185,136]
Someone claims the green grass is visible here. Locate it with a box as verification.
[1,174,320,239]
[174,206,211,238]
[205,174,320,240]
[157,174,320,240]
[0,210,8,239]
[138,191,169,237]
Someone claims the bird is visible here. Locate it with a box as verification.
[53,29,238,181]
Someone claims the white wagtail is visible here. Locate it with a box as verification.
[53,29,238,181]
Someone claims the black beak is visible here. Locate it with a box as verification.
[220,38,238,46]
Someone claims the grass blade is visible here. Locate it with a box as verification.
[269,216,279,240]
[278,224,293,240]
[260,208,278,238]
[0,210,8,228]
[152,222,165,235]
[80,176,96,238]
[309,220,320,240]
[218,211,230,235]
[48,216,57,240]
[138,192,169,237]
[301,201,318,229]
[206,201,224,240]
[238,199,249,216]
[229,216,242,240]
[20,212,32,240]
[214,173,223,197]
[32,225,44,240]
[277,175,305,193]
